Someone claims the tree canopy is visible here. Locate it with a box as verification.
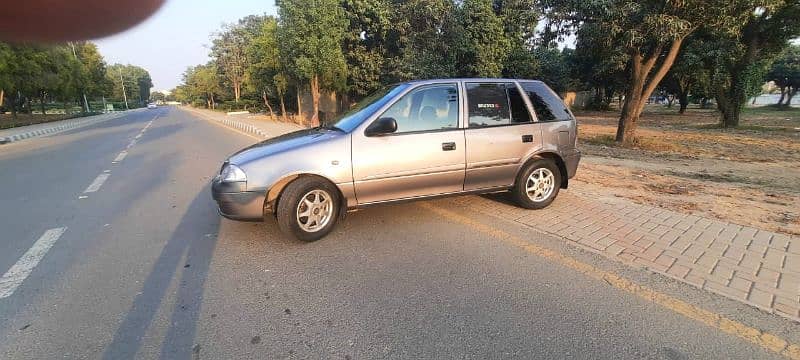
[0,41,151,115]
[173,0,800,136]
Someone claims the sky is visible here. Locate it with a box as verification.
[95,0,277,92]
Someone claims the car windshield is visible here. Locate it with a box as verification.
[323,84,409,132]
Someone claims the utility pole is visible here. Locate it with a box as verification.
[69,42,91,113]
[119,68,129,110]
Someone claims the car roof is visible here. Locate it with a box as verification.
[401,78,545,86]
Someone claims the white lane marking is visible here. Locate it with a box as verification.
[126,139,137,149]
[113,151,128,163]
[84,173,110,193]
[78,195,88,199]
[0,227,68,299]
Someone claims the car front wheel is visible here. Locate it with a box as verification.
[276,177,340,242]
[512,158,561,209]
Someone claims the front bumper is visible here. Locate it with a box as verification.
[564,148,581,179]
[211,177,265,222]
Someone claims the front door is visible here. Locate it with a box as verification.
[352,83,465,204]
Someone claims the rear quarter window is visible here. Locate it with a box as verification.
[521,82,573,122]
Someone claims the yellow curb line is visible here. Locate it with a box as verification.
[419,202,800,360]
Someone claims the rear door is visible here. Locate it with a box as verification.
[463,81,543,191]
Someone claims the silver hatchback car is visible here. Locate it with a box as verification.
[212,78,581,241]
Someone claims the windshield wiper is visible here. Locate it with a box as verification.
[321,124,345,132]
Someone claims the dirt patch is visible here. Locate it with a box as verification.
[572,106,800,235]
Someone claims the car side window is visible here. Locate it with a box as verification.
[467,82,532,127]
[379,84,459,134]
[521,82,573,122]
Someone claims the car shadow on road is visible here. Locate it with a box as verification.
[101,188,219,360]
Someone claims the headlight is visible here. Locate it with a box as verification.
[220,164,247,182]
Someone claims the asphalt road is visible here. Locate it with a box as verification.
[0,107,794,359]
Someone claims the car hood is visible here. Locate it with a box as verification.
[227,127,343,165]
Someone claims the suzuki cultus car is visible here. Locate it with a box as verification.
[212,79,580,241]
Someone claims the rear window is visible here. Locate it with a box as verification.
[520,82,573,122]
[466,82,532,127]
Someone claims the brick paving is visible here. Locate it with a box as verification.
[451,189,800,322]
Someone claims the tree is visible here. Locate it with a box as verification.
[661,36,711,114]
[106,64,153,107]
[150,91,166,102]
[2,45,44,117]
[245,16,282,117]
[211,19,254,103]
[568,26,628,110]
[454,0,511,77]
[542,0,759,143]
[73,42,112,109]
[766,44,800,107]
[497,0,540,79]
[342,0,392,99]
[183,64,222,109]
[709,1,800,127]
[277,0,348,126]
[390,0,458,79]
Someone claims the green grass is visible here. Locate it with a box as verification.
[741,105,800,118]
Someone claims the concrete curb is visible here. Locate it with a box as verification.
[183,107,302,140]
[213,116,271,139]
[0,111,130,145]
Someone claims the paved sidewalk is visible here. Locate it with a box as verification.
[0,111,132,144]
[182,106,304,139]
[451,188,800,322]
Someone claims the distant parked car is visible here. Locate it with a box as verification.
[212,78,581,241]
[147,103,157,109]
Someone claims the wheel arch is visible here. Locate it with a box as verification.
[519,152,569,189]
[263,173,347,218]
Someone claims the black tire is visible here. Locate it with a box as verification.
[276,177,340,242]
[512,158,562,210]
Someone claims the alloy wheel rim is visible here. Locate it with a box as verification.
[526,168,555,202]
[296,189,333,232]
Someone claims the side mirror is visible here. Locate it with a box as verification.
[365,117,398,136]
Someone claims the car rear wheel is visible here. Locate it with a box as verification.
[512,158,561,210]
[276,177,340,242]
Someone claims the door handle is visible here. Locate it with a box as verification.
[522,134,533,143]
[442,142,456,151]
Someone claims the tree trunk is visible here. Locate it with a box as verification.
[262,89,274,120]
[0,89,4,108]
[716,88,741,128]
[678,90,689,114]
[666,95,675,108]
[296,90,303,125]
[279,94,287,122]
[776,87,786,105]
[785,87,797,108]
[616,82,644,143]
[310,74,321,127]
[616,37,685,144]
[8,92,17,119]
[234,81,240,103]
[39,94,46,115]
